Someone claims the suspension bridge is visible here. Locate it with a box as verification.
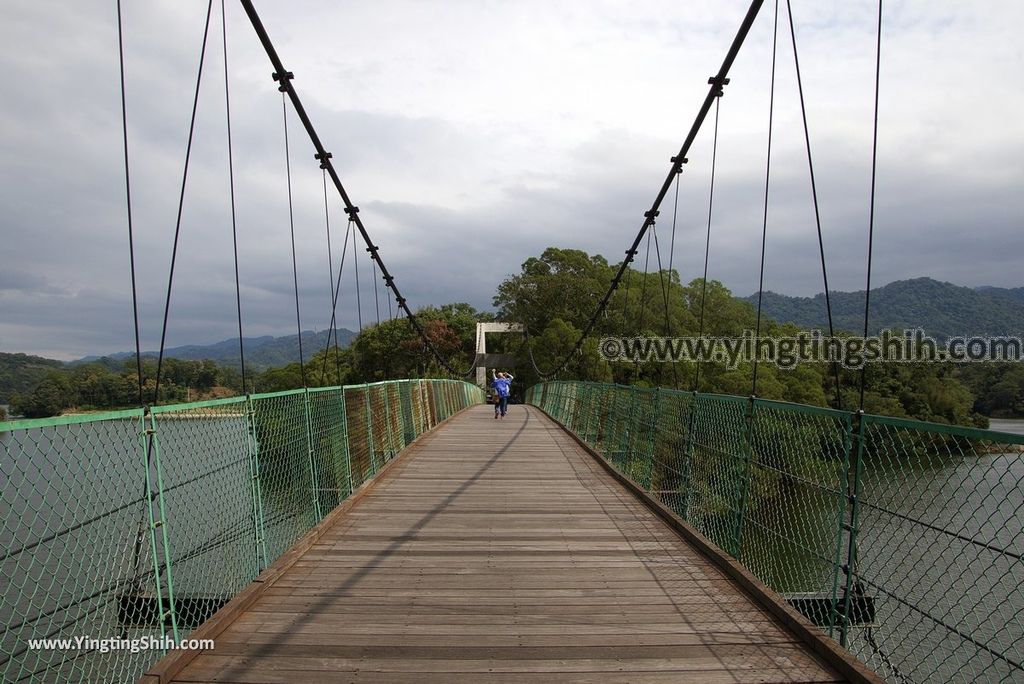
[2,1,1022,683]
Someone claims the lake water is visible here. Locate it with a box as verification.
[0,415,317,683]
[987,417,1024,436]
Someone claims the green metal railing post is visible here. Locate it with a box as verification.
[641,388,659,491]
[677,391,699,522]
[622,385,639,470]
[363,384,378,475]
[419,380,427,432]
[302,389,324,522]
[244,395,269,572]
[596,383,610,448]
[839,410,867,647]
[730,395,758,559]
[826,411,855,640]
[383,384,396,459]
[579,384,592,444]
[336,389,354,500]
[400,381,415,445]
[140,409,180,642]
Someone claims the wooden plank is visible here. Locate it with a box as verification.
[176,674,843,684]
[176,648,847,682]
[150,405,865,684]
[210,630,798,648]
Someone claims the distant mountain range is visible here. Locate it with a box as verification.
[74,329,357,371]
[0,330,358,403]
[1,330,357,404]
[742,278,1024,340]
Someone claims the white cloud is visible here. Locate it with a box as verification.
[1,0,1022,358]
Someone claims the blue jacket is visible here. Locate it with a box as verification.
[492,376,512,398]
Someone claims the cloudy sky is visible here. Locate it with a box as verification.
[2,1,1022,360]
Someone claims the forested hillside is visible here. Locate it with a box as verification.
[0,353,66,403]
[744,278,1024,340]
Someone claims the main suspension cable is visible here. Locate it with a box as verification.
[353,229,363,330]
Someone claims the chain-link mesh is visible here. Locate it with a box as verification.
[0,410,157,683]
[529,381,1024,684]
[148,398,258,637]
[852,415,1024,683]
[0,380,482,683]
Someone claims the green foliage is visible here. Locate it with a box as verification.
[497,247,992,428]
[745,277,1024,342]
[494,248,613,335]
[10,373,73,418]
[6,357,246,418]
[956,363,1024,417]
[838,361,986,427]
[256,363,307,394]
[373,303,484,380]
[0,352,66,403]
[252,304,492,393]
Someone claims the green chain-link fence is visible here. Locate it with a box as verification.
[0,379,482,683]
[528,381,1024,684]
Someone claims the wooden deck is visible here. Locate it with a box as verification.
[147,404,871,683]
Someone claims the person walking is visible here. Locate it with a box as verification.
[491,369,514,420]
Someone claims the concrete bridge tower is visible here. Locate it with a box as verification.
[475,322,524,387]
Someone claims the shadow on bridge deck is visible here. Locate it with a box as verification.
[143,404,869,683]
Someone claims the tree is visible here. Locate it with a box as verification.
[11,373,73,418]
[494,248,614,334]
[255,363,305,393]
